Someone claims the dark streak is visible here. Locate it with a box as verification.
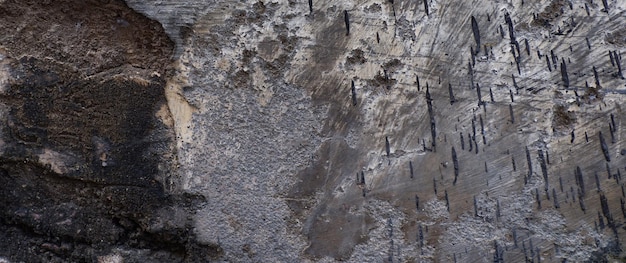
[512,156,516,171]
[452,147,459,185]
[560,58,569,87]
[599,131,610,162]
[416,75,420,91]
[445,190,450,212]
[343,10,350,35]
[593,66,601,88]
[575,166,585,197]
[471,16,480,49]
[476,83,483,106]
[595,172,601,192]
[553,188,559,208]
[460,132,465,151]
[504,12,515,43]
[526,147,532,181]
[351,80,357,106]
[479,115,486,145]
[415,195,420,211]
[448,83,456,105]
[614,51,623,78]
[602,0,609,12]
[509,104,515,124]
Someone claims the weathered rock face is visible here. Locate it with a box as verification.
[0,0,220,262]
[2,0,626,262]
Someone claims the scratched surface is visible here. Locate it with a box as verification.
[2,0,621,261]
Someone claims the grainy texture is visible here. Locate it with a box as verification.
[1,0,626,262]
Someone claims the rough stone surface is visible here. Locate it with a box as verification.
[0,0,219,262]
[2,0,626,262]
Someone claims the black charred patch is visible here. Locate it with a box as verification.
[0,0,220,262]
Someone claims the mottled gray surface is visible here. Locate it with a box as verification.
[124,0,626,262]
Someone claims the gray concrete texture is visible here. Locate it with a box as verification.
[126,0,626,261]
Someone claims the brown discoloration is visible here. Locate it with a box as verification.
[553,104,576,131]
[383,59,403,71]
[346,49,367,65]
[369,70,397,87]
[0,0,172,75]
[531,0,568,28]
[582,85,603,103]
[0,0,219,262]
[308,15,350,82]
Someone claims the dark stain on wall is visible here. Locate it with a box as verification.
[0,0,220,261]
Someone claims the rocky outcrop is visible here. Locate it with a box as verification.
[0,0,219,262]
[1,0,626,262]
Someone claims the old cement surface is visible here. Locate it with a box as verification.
[125,0,626,261]
[2,0,626,262]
